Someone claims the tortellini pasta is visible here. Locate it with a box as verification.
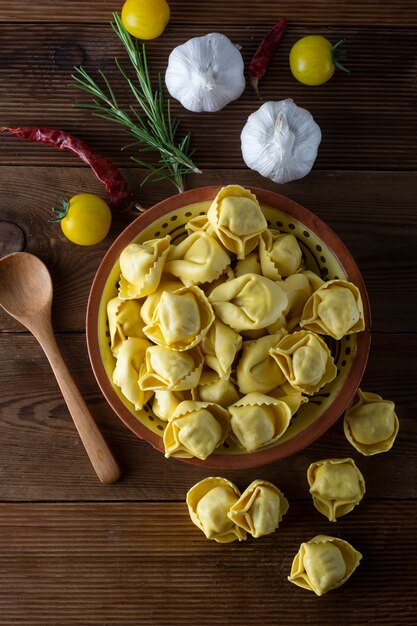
[139,345,204,391]
[228,479,289,538]
[187,477,288,543]
[288,535,362,596]
[235,252,261,277]
[152,389,187,422]
[269,381,308,416]
[209,273,288,331]
[344,389,399,455]
[307,458,366,522]
[270,330,337,395]
[107,297,146,356]
[118,236,171,299]
[163,401,230,460]
[139,280,184,325]
[112,337,153,410]
[302,269,325,291]
[259,230,303,279]
[143,285,215,351]
[192,370,240,407]
[280,273,314,331]
[228,392,292,451]
[266,313,286,335]
[164,231,230,286]
[300,279,365,340]
[201,318,242,379]
[207,185,267,259]
[186,477,247,543]
[185,212,214,235]
[236,332,287,395]
[200,266,235,296]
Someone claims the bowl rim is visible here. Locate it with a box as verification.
[86,185,371,469]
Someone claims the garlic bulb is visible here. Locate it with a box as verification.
[165,33,245,113]
[240,99,322,184]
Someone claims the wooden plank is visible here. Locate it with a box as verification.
[0,25,416,169]
[1,0,416,26]
[0,332,414,502]
[0,167,416,334]
[0,501,415,624]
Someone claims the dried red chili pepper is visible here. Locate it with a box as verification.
[249,19,287,97]
[0,126,133,210]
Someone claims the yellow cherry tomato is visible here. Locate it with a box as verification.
[121,0,170,40]
[290,35,347,86]
[56,194,112,246]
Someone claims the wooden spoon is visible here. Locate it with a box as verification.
[0,251,121,484]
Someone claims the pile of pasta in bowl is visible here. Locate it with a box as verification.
[106,185,366,462]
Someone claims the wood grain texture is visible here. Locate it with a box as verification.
[1,167,416,334]
[0,24,416,170]
[1,0,417,25]
[0,2,416,622]
[0,332,414,502]
[0,501,416,625]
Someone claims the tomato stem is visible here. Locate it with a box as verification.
[49,196,70,222]
[332,39,350,75]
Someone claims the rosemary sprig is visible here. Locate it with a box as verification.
[70,12,201,193]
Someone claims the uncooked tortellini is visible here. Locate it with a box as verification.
[259,229,303,279]
[200,266,235,297]
[344,389,399,455]
[269,381,308,416]
[192,370,240,407]
[139,345,203,391]
[140,280,184,325]
[237,333,286,395]
[307,458,365,522]
[288,535,362,596]
[163,401,230,460]
[228,392,292,451]
[235,252,261,277]
[280,273,314,331]
[112,337,153,410]
[302,269,325,291]
[107,297,146,356]
[164,231,230,286]
[201,318,242,379]
[300,279,365,340]
[270,330,337,395]
[186,477,246,543]
[228,479,289,538]
[185,212,213,235]
[152,389,186,422]
[143,285,214,351]
[209,273,288,331]
[118,236,171,299]
[207,185,267,259]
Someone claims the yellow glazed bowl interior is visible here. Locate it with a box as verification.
[87,186,371,469]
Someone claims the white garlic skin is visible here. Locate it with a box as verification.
[240,99,322,184]
[165,33,245,113]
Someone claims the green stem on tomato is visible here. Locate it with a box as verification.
[331,40,350,75]
[49,197,70,222]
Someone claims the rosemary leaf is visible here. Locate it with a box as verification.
[70,11,201,193]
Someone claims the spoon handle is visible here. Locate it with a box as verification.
[36,325,121,484]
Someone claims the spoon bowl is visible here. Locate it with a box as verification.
[0,251,121,484]
[0,252,52,323]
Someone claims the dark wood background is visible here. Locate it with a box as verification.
[0,1,416,624]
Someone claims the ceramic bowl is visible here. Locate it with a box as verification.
[86,186,371,469]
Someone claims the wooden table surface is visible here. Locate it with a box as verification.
[1,1,416,624]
